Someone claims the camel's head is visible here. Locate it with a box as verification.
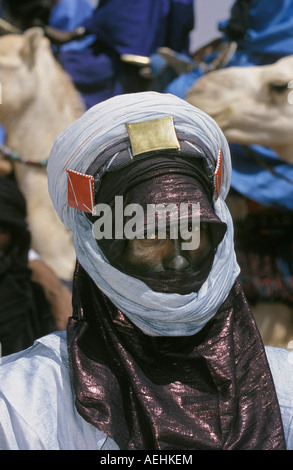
[186,56,293,162]
[0,28,51,119]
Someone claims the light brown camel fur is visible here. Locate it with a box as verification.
[186,55,293,165]
[0,28,85,280]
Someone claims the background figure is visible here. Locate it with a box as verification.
[0,177,71,356]
[44,0,195,108]
[49,0,96,52]
[165,0,293,210]
[0,0,195,108]
[167,0,293,99]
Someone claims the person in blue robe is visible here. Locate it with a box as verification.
[49,0,96,52]
[165,0,293,211]
[45,0,195,109]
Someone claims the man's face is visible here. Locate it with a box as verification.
[116,222,212,275]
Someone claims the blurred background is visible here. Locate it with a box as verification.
[190,0,234,50]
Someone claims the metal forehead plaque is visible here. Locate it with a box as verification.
[126,116,180,156]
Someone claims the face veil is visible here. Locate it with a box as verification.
[92,153,227,295]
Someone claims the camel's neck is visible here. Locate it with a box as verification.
[4,105,65,161]
[3,61,84,162]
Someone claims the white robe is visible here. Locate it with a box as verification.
[0,331,292,450]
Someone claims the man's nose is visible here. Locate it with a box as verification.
[163,238,190,271]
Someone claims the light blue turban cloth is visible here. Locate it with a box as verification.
[47,91,240,336]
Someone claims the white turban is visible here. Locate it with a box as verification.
[48,92,240,336]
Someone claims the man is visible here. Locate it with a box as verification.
[43,0,195,108]
[0,92,292,450]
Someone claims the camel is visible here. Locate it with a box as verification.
[186,55,293,165]
[0,28,85,280]
[185,56,293,349]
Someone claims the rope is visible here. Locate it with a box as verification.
[0,144,48,167]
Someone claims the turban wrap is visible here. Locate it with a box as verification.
[48,92,238,336]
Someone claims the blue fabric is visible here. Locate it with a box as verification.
[60,47,122,109]
[166,64,205,99]
[82,0,194,56]
[49,0,96,51]
[230,144,293,210]
[220,0,293,56]
[0,125,6,145]
[0,331,293,450]
[59,0,194,108]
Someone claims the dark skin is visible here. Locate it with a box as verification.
[117,222,212,275]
